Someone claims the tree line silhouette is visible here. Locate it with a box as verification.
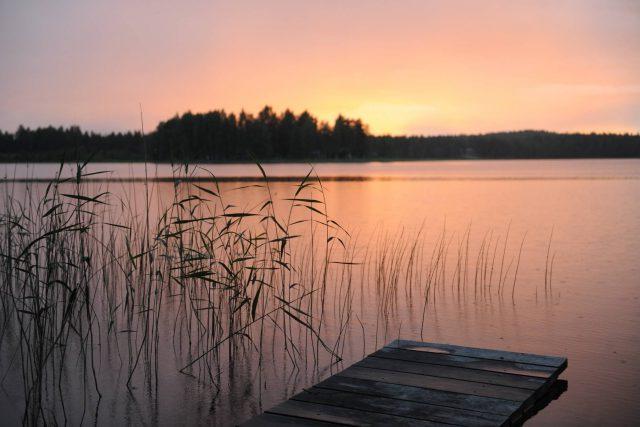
[1,106,638,162]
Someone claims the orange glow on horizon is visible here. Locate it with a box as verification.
[0,1,638,135]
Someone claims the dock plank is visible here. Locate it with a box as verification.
[388,340,567,368]
[315,375,521,416]
[373,347,558,379]
[357,356,546,389]
[266,400,446,426]
[294,387,509,426]
[338,366,533,401]
[244,340,567,426]
[243,413,342,426]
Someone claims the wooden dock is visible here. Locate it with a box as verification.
[244,339,567,426]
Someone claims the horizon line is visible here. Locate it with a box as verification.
[2,125,639,139]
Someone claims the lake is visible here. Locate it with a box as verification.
[1,159,639,425]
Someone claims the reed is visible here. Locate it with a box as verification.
[0,160,549,425]
[0,160,354,424]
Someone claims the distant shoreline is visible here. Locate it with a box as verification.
[2,108,639,163]
[1,155,639,165]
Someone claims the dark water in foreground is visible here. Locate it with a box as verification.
[1,159,639,425]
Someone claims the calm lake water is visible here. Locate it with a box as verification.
[1,159,639,426]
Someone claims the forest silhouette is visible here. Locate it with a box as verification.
[1,106,639,162]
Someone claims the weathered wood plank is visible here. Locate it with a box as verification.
[245,340,567,426]
[388,340,566,368]
[266,399,446,426]
[357,356,546,390]
[373,347,558,379]
[338,366,534,401]
[315,375,521,416]
[294,387,509,426]
[243,413,342,426]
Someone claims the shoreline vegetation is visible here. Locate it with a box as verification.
[1,106,639,162]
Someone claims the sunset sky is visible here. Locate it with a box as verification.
[1,0,639,135]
